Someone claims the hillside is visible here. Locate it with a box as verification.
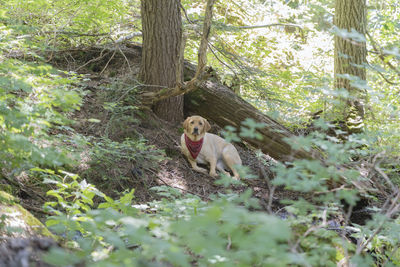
[1,0,400,266]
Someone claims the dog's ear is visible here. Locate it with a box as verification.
[203,118,211,133]
[183,117,191,131]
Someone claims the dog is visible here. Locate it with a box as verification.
[180,115,242,179]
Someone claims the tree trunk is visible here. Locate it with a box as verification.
[184,78,318,162]
[334,0,367,132]
[139,0,183,123]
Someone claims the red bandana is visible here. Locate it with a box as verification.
[184,134,204,160]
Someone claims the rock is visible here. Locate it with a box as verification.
[0,191,57,266]
[0,191,55,238]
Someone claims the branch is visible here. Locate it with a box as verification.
[366,31,400,78]
[42,30,142,43]
[180,3,194,24]
[194,0,217,80]
[139,75,207,106]
[367,60,400,85]
[176,33,188,87]
[356,193,400,255]
[140,0,217,105]
[208,45,237,75]
[232,23,303,30]
[42,30,109,37]
[74,48,111,71]
[114,32,142,44]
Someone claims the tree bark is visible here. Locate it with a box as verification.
[139,0,183,123]
[334,0,367,132]
[184,78,318,162]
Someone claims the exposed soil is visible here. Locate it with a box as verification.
[73,75,281,205]
[56,44,290,207]
[1,44,377,266]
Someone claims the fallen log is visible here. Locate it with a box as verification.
[184,79,319,162]
[184,80,376,193]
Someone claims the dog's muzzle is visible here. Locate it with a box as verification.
[193,127,199,135]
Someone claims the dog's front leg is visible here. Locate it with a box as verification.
[188,159,208,174]
[208,157,218,177]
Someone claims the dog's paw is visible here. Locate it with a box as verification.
[209,171,217,177]
[194,167,208,174]
[232,175,240,180]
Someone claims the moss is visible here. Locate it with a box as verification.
[0,190,56,240]
[14,205,55,238]
[0,184,14,195]
[0,190,16,204]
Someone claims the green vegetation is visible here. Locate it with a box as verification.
[0,0,399,266]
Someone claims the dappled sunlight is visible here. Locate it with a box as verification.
[0,0,399,265]
[155,163,189,191]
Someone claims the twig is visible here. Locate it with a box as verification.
[117,46,132,72]
[100,49,117,75]
[382,244,400,267]
[292,225,322,255]
[372,152,397,193]
[176,33,188,86]
[227,23,303,31]
[259,162,275,213]
[74,48,111,71]
[341,204,354,267]
[366,31,400,78]
[1,175,46,201]
[180,3,194,24]
[43,30,109,37]
[194,0,217,80]
[115,85,140,103]
[375,165,397,193]
[20,203,53,216]
[155,175,210,201]
[356,193,400,255]
[208,45,237,76]
[367,60,399,85]
[208,41,253,76]
[226,234,232,250]
[114,32,142,43]
[313,184,348,195]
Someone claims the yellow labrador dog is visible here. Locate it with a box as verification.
[181,115,242,179]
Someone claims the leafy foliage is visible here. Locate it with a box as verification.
[42,169,293,266]
[82,136,166,192]
[1,0,400,266]
[4,0,139,48]
[0,19,83,171]
[37,121,399,266]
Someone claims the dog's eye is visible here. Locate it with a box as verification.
[199,122,203,125]
[190,121,194,124]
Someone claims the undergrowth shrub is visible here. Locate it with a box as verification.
[81,137,166,193]
[2,1,400,266]
[93,78,142,139]
[0,20,84,173]
[40,119,400,266]
[4,0,140,48]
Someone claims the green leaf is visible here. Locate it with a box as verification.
[43,247,82,266]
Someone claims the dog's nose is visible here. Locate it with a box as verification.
[193,127,199,134]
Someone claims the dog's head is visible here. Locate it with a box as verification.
[183,115,211,138]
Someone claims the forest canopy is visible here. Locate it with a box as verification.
[0,0,400,266]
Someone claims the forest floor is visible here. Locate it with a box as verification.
[9,44,305,222]
[1,44,373,265]
[65,44,291,209]
[17,43,373,223]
